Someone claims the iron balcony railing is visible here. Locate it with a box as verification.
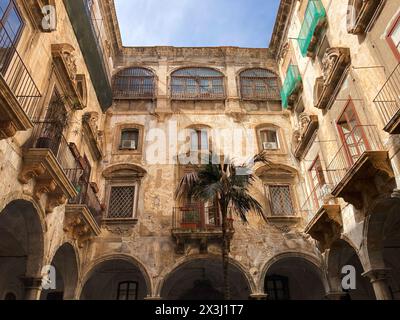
[113,78,155,99]
[28,121,82,182]
[280,65,302,109]
[374,62,400,129]
[69,175,103,226]
[326,125,383,188]
[301,182,334,224]
[0,19,41,118]
[172,205,233,231]
[297,0,326,57]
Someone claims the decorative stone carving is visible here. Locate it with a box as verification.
[331,151,395,209]
[82,112,103,160]
[51,44,86,110]
[19,149,77,213]
[64,205,101,247]
[314,48,351,110]
[347,0,385,34]
[293,114,319,159]
[305,205,343,252]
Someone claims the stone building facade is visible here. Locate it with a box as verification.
[0,0,399,300]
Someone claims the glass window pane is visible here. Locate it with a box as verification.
[3,7,22,43]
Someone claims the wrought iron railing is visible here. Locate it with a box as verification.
[28,121,82,181]
[280,65,302,109]
[374,62,400,129]
[69,175,103,226]
[326,125,383,188]
[297,0,326,57]
[301,182,334,224]
[172,205,233,231]
[0,19,41,118]
[113,78,155,99]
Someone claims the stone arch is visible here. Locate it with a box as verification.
[157,254,256,299]
[259,251,328,299]
[326,239,375,300]
[41,242,80,300]
[0,198,45,300]
[78,254,153,299]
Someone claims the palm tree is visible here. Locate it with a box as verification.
[175,152,270,300]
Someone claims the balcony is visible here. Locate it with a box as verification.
[65,176,103,247]
[172,205,234,254]
[19,121,81,213]
[281,65,302,109]
[0,19,41,139]
[347,0,385,35]
[298,0,327,57]
[326,125,394,209]
[293,114,319,159]
[314,47,351,110]
[63,0,112,111]
[374,63,400,134]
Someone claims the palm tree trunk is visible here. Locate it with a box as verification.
[220,202,231,300]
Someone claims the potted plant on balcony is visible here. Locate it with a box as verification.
[175,151,270,300]
[180,210,199,230]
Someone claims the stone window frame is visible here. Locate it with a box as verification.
[113,123,145,155]
[264,183,296,217]
[255,124,287,155]
[104,179,139,223]
[257,165,300,222]
[387,13,400,62]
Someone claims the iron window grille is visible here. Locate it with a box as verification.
[107,186,136,219]
[240,68,280,101]
[171,67,225,100]
[269,185,295,216]
[113,67,155,99]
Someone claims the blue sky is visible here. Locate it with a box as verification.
[114,0,280,48]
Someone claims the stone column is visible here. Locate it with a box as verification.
[144,296,163,300]
[325,291,349,300]
[22,277,43,300]
[249,293,268,300]
[362,269,393,300]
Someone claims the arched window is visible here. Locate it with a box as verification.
[240,68,280,100]
[113,68,155,99]
[171,68,225,100]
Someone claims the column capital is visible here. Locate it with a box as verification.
[362,268,391,282]
[249,293,268,300]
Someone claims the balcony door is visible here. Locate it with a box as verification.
[337,100,369,165]
[309,157,326,209]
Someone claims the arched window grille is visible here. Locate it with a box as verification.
[171,68,225,100]
[113,68,155,99]
[240,68,280,100]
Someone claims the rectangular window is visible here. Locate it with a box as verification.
[108,186,136,219]
[117,281,138,300]
[269,185,295,216]
[120,129,139,150]
[337,100,369,165]
[260,129,279,150]
[387,15,400,60]
[190,129,209,151]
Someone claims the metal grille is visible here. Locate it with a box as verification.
[240,68,280,100]
[113,67,155,99]
[108,186,135,219]
[171,67,225,100]
[269,185,295,216]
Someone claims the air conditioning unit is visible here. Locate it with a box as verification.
[121,140,136,150]
[263,142,278,150]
